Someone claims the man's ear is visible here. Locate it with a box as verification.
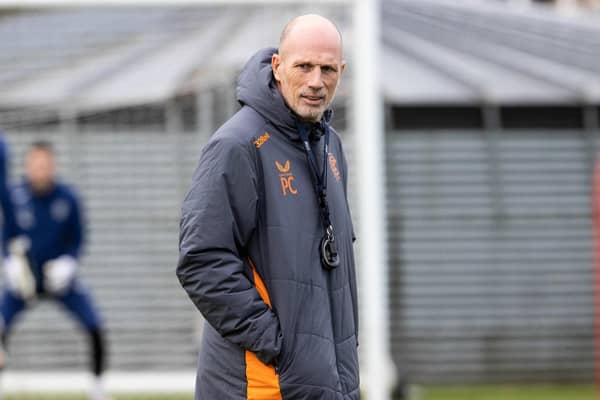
[340,60,346,76]
[272,53,282,82]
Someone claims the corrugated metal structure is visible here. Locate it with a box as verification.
[388,131,595,383]
[381,0,599,383]
[382,0,600,106]
[2,131,201,370]
[384,1,600,382]
[0,0,599,385]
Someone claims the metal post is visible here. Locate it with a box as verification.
[196,88,214,145]
[482,104,505,222]
[584,105,600,177]
[166,98,188,209]
[225,79,238,122]
[59,106,81,184]
[592,155,600,394]
[165,99,183,135]
[353,0,392,399]
[508,0,532,7]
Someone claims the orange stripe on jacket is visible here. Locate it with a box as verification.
[246,258,282,400]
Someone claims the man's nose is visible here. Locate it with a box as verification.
[307,68,324,89]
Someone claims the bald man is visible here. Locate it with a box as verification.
[177,15,359,399]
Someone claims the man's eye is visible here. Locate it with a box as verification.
[297,64,311,71]
[322,66,336,73]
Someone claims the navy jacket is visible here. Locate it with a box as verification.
[0,136,19,249]
[177,48,360,399]
[5,180,83,278]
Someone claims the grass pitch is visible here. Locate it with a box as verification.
[1,385,596,399]
[420,384,597,400]
[1,396,193,400]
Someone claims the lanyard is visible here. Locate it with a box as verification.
[297,122,340,270]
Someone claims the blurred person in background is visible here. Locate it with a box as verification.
[0,133,20,369]
[0,141,110,400]
[177,14,359,399]
[0,134,18,248]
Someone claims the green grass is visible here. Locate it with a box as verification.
[1,385,596,400]
[1,395,193,400]
[420,384,597,400]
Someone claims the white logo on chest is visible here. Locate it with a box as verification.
[51,199,71,222]
[17,209,34,229]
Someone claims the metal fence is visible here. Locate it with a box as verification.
[1,127,595,384]
[387,130,595,383]
[2,130,201,371]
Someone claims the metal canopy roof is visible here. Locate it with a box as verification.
[0,0,599,111]
[382,0,600,105]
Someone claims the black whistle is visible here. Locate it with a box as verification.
[320,226,340,270]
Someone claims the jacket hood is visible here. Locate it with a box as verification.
[236,47,332,142]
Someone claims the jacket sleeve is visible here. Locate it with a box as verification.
[177,137,282,365]
[0,138,19,256]
[64,191,84,260]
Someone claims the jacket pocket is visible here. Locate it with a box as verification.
[277,333,339,388]
[275,335,295,377]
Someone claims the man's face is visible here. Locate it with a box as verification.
[26,148,56,193]
[272,26,345,122]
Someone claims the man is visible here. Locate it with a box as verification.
[0,134,18,255]
[177,14,359,400]
[0,133,23,375]
[0,141,110,400]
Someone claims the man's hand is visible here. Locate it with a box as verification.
[43,255,77,295]
[4,254,36,301]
